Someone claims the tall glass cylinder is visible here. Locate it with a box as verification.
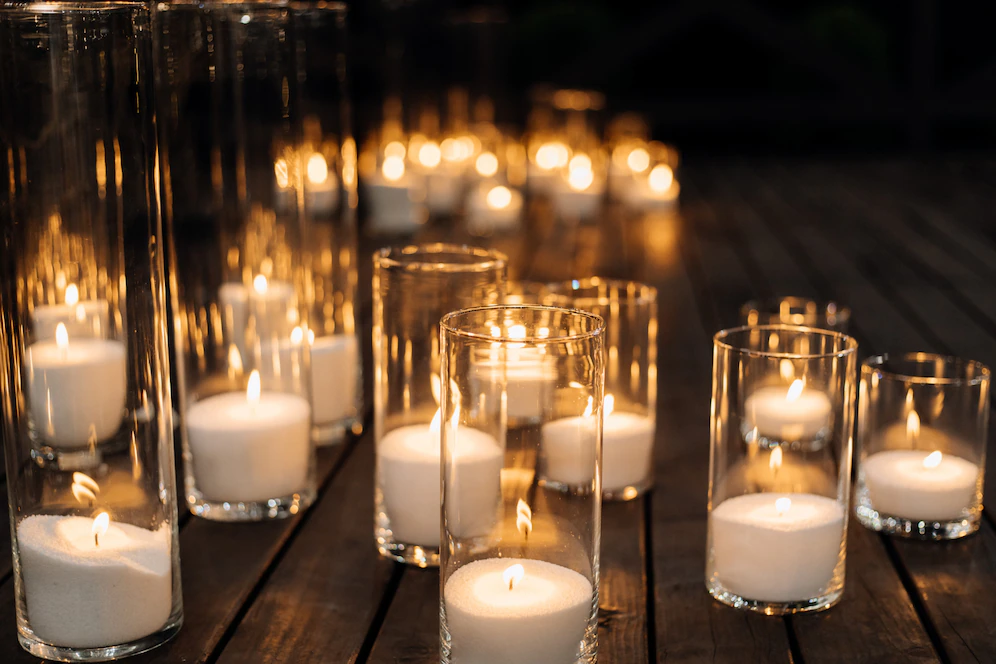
[741,297,851,333]
[856,353,989,540]
[549,278,658,500]
[373,244,507,567]
[0,3,182,659]
[707,325,857,614]
[439,305,604,664]
[158,1,343,520]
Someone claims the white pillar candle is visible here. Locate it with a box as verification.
[471,350,556,422]
[710,493,844,602]
[378,413,502,546]
[218,282,249,362]
[466,185,524,235]
[33,286,109,341]
[364,156,424,233]
[17,514,172,648]
[444,558,593,664]
[311,334,359,425]
[27,323,126,448]
[540,404,599,487]
[744,379,832,441]
[551,180,604,220]
[862,450,979,521]
[185,370,311,502]
[600,395,655,493]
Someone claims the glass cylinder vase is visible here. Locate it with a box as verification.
[373,244,507,567]
[439,305,605,664]
[855,353,989,540]
[0,3,182,659]
[158,1,342,520]
[549,278,658,500]
[707,325,857,614]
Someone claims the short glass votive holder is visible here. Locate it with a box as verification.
[159,1,325,521]
[373,244,507,567]
[741,296,851,333]
[549,278,658,500]
[707,325,857,615]
[856,353,989,540]
[0,3,183,659]
[439,305,604,664]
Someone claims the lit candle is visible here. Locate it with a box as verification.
[444,558,593,664]
[624,164,679,210]
[744,379,832,441]
[304,153,339,216]
[710,493,844,602]
[250,275,297,342]
[552,154,605,220]
[17,509,172,647]
[27,322,127,448]
[185,369,311,502]
[599,395,655,494]
[862,411,979,521]
[527,141,570,194]
[466,184,524,234]
[378,410,502,546]
[32,283,110,340]
[470,325,556,421]
[364,154,423,233]
[539,397,599,487]
[218,282,250,362]
[416,139,464,216]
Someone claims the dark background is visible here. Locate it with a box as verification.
[345,0,996,154]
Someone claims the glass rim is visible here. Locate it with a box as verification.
[0,1,147,13]
[547,276,657,307]
[157,0,348,11]
[862,352,991,386]
[440,305,605,344]
[713,324,858,359]
[740,296,851,320]
[373,243,507,274]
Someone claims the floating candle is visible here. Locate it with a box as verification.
[744,379,832,441]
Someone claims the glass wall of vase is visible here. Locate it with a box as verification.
[0,3,182,660]
[157,1,360,521]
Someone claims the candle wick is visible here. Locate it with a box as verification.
[94,532,99,547]
[509,578,513,591]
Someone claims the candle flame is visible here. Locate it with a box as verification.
[508,324,527,340]
[907,410,920,443]
[229,345,243,376]
[779,359,794,381]
[604,394,615,417]
[775,497,792,516]
[55,323,69,353]
[247,370,261,406]
[486,185,513,211]
[769,446,783,472]
[306,153,329,185]
[923,450,942,469]
[253,274,269,295]
[535,142,568,171]
[516,499,532,539]
[627,148,650,173]
[429,408,442,434]
[274,158,290,188]
[475,152,499,178]
[92,512,109,547]
[648,164,673,194]
[905,388,914,414]
[583,396,595,418]
[503,563,525,591]
[568,166,594,192]
[65,284,79,306]
[418,141,441,168]
[291,326,304,345]
[786,379,804,402]
[569,154,592,172]
[382,155,405,182]
[384,140,406,160]
[71,472,100,505]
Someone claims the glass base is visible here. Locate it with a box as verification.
[30,444,103,471]
[312,416,363,447]
[707,578,842,615]
[855,502,980,540]
[741,423,830,454]
[187,488,315,522]
[19,615,181,662]
[376,538,439,567]
[602,477,653,502]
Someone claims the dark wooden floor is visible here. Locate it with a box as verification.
[3,157,996,663]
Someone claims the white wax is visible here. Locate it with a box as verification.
[33,299,109,341]
[378,424,502,546]
[552,185,604,220]
[862,450,979,521]
[471,354,556,422]
[27,338,127,448]
[311,335,360,425]
[602,413,655,493]
[218,283,249,361]
[466,186,524,234]
[444,558,593,664]
[424,170,464,216]
[18,515,172,648]
[710,493,844,602]
[540,415,599,487]
[186,391,311,502]
[744,386,831,441]
[305,179,339,216]
[364,176,423,233]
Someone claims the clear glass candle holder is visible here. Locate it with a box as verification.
[439,305,604,664]
[707,325,858,615]
[856,353,989,540]
[373,244,507,567]
[741,296,851,333]
[549,278,658,500]
[158,1,333,520]
[0,3,182,659]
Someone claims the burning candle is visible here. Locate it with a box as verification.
[599,395,655,494]
[304,153,339,216]
[466,184,524,234]
[443,558,593,664]
[364,154,423,233]
[378,410,502,546]
[540,397,599,487]
[17,506,172,648]
[624,164,679,211]
[250,275,297,342]
[527,141,570,194]
[744,379,832,441]
[27,322,127,448]
[709,493,844,603]
[861,411,979,521]
[552,154,604,220]
[185,369,311,502]
[470,325,556,422]
[32,283,110,341]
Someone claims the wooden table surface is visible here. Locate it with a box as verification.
[3,157,996,663]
